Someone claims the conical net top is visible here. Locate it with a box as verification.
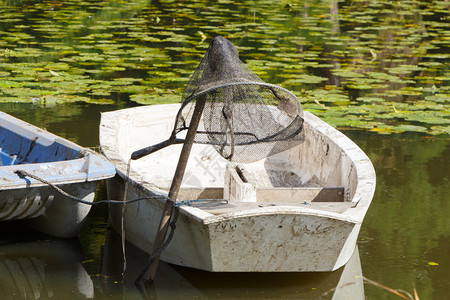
[173,36,305,163]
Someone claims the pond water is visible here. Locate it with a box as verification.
[0,0,449,299]
[1,0,448,133]
[1,101,449,300]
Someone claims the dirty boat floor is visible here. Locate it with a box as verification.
[177,185,351,215]
[183,200,355,215]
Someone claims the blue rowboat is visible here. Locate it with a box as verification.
[0,112,115,238]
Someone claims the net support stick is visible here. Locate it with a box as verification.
[145,95,207,283]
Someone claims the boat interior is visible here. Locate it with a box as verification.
[0,114,83,166]
[176,154,353,216]
[129,142,355,216]
[114,106,359,216]
[0,147,17,166]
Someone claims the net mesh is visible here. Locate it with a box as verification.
[172,36,305,163]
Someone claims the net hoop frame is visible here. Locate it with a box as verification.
[180,81,300,109]
[174,81,302,131]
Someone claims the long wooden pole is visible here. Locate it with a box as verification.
[145,95,207,282]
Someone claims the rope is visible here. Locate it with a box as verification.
[134,206,179,285]
[13,170,167,205]
[14,168,230,288]
[15,169,228,207]
[121,159,132,277]
[14,168,227,285]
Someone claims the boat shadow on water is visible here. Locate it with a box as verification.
[0,223,364,300]
[0,224,94,299]
[99,228,364,299]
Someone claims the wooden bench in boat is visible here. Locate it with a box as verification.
[223,164,345,203]
[178,164,350,215]
[178,199,354,215]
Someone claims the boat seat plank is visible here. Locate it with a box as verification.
[178,188,223,202]
[224,164,345,203]
[187,200,354,215]
[178,186,344,203]
[256,187,344,203]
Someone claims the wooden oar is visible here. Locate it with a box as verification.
[144,95,207,283]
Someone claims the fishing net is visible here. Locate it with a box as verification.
[173,36,304,163]
[132,36,305,163]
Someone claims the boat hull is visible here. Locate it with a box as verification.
[0,232,94,299]
[101,104,375,272]
[100,228,365,299]
[0,182,96,238]
[0,111,116,238]
[108,176,359,271]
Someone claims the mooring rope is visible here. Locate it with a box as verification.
[14,168,227,285]
[13,169,167,205]
[14,168,227,284]
[15,167,179,285]
[14,169,228,207]
[134,206,179,285]
[121,159,132,277]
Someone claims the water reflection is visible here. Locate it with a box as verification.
[0,224,93,299]
[347,131,449,299]
[0,102,448,298]
[100,229,364,299]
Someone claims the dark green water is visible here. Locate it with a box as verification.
[0,102,448,299]
[0,0,449,298]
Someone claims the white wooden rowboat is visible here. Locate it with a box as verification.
[100,104,376,272]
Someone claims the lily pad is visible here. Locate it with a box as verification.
[285,74,328,84]
[356,97,385,103]
[129,92,180,105]
[390,124,428,133]
[0,0,447,135]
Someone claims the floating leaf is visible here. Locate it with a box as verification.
[429,126,450,135]
[0,0,446,136]
[285,74,328,84]
[356,96,385,103]
[386,65,425,75]
[129,93,180,105]
[390,125,428,133]
[425,94,450,103]
[332,69,365,78]
[347,83,390,90]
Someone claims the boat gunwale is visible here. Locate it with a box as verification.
[0,155,116,190]
[100,104,375,225]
